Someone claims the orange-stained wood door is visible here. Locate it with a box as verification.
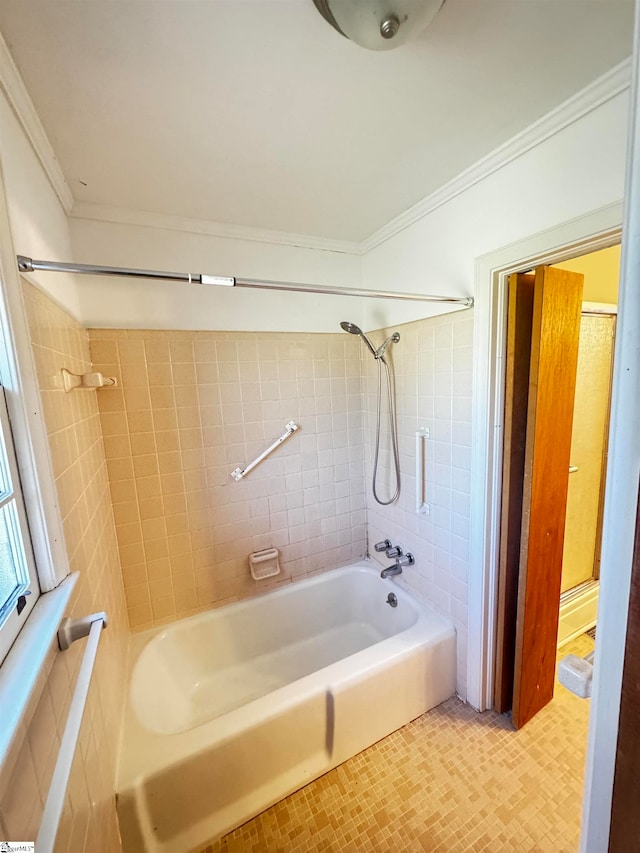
[509,265,584,729]
[495,273,535,713]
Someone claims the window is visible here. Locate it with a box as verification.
[0,385,39,664]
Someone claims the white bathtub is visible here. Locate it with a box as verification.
[117,561,456,853]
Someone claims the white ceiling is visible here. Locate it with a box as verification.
[0,0,634,242]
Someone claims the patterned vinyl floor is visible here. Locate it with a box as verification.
[199,635,593,852]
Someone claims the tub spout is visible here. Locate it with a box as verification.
[380,552,415,579]
[380,564,402,579]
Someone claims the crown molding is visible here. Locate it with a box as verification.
[0,33,73,214]
[70,202,363,256]
[361,57,632,254]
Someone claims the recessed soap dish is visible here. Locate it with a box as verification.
[249,548,281,580]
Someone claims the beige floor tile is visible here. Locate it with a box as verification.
[199,637,592,852]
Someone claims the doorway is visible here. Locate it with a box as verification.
[495,245,620,727]
[553,250,619,649]
[557,308,616,646]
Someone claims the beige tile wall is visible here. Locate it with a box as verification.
[89,329,367,631]
[0,282,129,851]
[363,310,474,698]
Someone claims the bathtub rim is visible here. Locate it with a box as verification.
[129,559,421,652]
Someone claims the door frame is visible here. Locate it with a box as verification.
[468,201,623,714]
[468,203,630,843]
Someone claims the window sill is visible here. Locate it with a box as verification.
[0,572,77,767]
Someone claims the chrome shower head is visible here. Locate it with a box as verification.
[340,321,378,359]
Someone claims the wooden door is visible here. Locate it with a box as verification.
[511,265,584,728]
[495,273,535,713]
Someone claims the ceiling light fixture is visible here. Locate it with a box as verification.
[312,0,445,50]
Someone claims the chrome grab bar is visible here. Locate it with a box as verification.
[230,421,299,481]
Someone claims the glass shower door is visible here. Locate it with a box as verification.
[560,311,616,596]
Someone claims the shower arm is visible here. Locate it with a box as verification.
[16,256,474,307]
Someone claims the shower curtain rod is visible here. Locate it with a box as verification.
[16,255,474,307]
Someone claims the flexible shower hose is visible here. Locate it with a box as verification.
[372,355,401,505]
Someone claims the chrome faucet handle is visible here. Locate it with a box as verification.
[374,539,392,552]
[385,545,403,558]
[396,552,415,567]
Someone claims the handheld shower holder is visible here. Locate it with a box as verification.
[374,331,401,360]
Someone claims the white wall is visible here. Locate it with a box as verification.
[361,91,628,331]
[66,89,629,335]
[0,89,79,316]
[69,216,365,332]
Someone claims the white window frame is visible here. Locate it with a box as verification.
[0,168,70,594]
[0,384,41,663]
[0,162,75,764]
